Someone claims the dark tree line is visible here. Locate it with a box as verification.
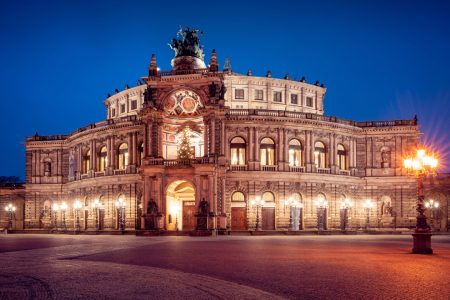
[0,176,22,183]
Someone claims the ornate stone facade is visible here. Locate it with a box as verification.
[1,35,449,233]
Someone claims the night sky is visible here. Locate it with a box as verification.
[1,0,449,179]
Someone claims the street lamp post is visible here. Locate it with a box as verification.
[251,196,265,231]
[5,204,16,231]
[404,146,438,254]
[73,201,82,231]
[91,199,101,231]
[285,197,299,231]
[425,200,439,232]
[363,200,373,231]
[315,196,328,231]
[53,204,59,231]
[115,198,126,231]
[340,198,354,231]
[61,202,67,231]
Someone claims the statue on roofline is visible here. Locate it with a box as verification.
[169,26,205,61]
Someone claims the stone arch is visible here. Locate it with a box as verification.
[160,87,208,116]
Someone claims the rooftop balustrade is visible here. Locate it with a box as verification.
[0,182,25,189]
[227,109,417,128]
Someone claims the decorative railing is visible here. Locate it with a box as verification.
[339,170,351,176]
[164,159,194,167]
[228,109,417,128]
[95,171,105,177]
[80,174,88,179]
[317,168,331,174]
[158,68,209,77]
[289,166,306,172]
[114,169,126,175]
[144,157,217,167]
[425,173,450,179]
[0,182,25,188]
[230,165,248,171]
[262,165,278,172]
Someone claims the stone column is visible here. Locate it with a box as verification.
[107,136,111,168]
[310,131,315,172]
[128,133,133,164]
[221,177,226,215]
[203,119,208,156]
[195,175,201,208]
[111,135,115,170]
[158,120,164,158]
[353,138,357,175]
[277,128,282,165]
[221,119,225,156]
[211,117,215,155]
[142,177,150,229]
[132,132,137,165]
[248,127,253,161]
[305,130,310,170]
[143,122,148,157]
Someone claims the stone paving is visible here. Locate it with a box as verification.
[0,234,449,299]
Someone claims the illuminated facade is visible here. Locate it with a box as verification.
[1,32,449,233]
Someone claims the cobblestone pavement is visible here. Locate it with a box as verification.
[0,234,449,299]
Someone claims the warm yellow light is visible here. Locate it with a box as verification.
[412,159,421,170]
[289,197,293,203]
[53,204,58,211]
[251,200,255,205]
[423,156,431,166]
[256,196,260,202]
[61,202,67,210]
[294,201,298,205]
[363,203,367,208]
[261,200,265,206]
[324,201,328,206]
[425,202,430,208]
[431,158,438,168]
[91,203,95,207]
[314,151,319,156]
[345,198,349,204]
[285,200,289,205]
[435,202,439,208]
[417,149,425,158]
[115,201,119,207]
[95,199,99,204]
[289,149,294,154]
[404,158,412,169]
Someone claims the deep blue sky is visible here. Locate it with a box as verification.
[1,0,450,179]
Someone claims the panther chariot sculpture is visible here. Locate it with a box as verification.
[168,26,206,70]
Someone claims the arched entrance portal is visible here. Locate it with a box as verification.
[166,180,196,230]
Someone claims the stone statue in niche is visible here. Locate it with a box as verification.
[44,162,51,177]
[382,201,393,216]
[147,199,158,215]
[219,84,227,100]
[198,198,209,214]
[381,150,390,168]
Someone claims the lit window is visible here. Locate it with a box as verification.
[289,139,302,167]
[118,143,128,170]
[262,192,274,202]
[230,137,246,165]
[260,138,275,166]
[314,141,326,168]
[138,142,144,166]
[83,150,90,174]
[232,192,245,202]
[99,146,107,171]
[337,144,347,170]
[292,192,302,203]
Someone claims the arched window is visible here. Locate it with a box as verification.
[314,141,326,169]
[230,137,246,165]
[232,191,245,202]
[138,142,144,166]
[289,139,302,167]
[83,150,90,174]
[118,143,128,170]
[260,138,275,166]
[262,191,274,202]
[337,144,347,170]
[99,146,107,171]
[291,192,302,203]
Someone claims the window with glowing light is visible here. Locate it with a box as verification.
[138,142,144,166]
[262,191,275,202]
[83,150,90,174]
[289,139,302,167]
[232,191,245,202]
[337,144,347,170]
[118,143,128,170]
[260,138,275,166]
[292,192,302,203]
[314,141,326,168]
[98,146,107,171]
[230,137,246,165]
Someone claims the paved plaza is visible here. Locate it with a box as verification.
[0,234,449,299]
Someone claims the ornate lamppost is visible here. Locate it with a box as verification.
[53,204,59,231]
[284,197,299,231]
[251,196,265,231]
[5,204,15,230]
[61,202,67,231]
[340,198,354,231]
[315,196,328,231]
[91,199,101,231]
[404,146,438,254]
[73,201,82,231]
[115,198,126,231]
[362,200,373,231]
[425,200,439,232]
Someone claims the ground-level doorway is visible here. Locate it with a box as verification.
[231,207,246,230]
[262,207,275,230]
[166,180,196,230]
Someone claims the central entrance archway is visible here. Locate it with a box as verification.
[166,180,196,230]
